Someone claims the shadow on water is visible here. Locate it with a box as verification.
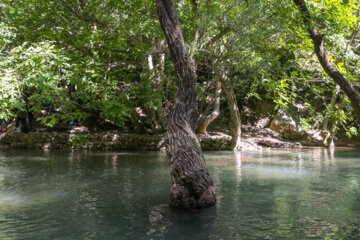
[0,148,360,239]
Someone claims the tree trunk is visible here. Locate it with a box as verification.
[155,46,167,130]
[156,0,216,209]
[146,44,167,131]
[322,86,339,147]
[293,0,360,119]
[219,70,242,151]
[130,108,146,134]
[196,79,221,134]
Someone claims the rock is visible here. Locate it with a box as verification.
[69,126,89,134]
[257,137,302,148]
[270,108,304,140]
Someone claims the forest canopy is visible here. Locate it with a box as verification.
[1,0,359,140]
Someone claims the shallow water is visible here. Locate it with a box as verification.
[0,148,360,239]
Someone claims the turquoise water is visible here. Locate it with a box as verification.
[0,148,360,239]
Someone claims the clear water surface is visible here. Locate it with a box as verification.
[0,147,360,239]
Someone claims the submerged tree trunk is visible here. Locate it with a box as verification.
[219,70,242,151]
[196,79,221,134]
[293,0,360,119]
[156,0,216,209]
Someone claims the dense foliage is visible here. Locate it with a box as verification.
[0,0,359,138]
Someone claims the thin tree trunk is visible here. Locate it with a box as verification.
[156,0,216,209]
[322,89,337,147]
[196,79,221,134]
[219,70,242,151]
[293,0,360,119]
[130,108,145,133]
[322,85,341,147]
[146,53,165,131]
[155,45,167,130]
[344,21,359,56]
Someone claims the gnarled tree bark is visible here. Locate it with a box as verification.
[293,0,360,119]
[156,0,216,209]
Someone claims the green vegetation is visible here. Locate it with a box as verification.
[1,0,359,140]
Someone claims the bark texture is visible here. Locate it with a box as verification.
[293,0,360,118]
[196,79,221,134]
[156,0,216,209]
[220,71,242,151]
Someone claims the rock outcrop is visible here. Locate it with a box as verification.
[270,109,304,140]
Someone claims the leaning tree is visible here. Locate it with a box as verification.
[156,0,216,209]
[292,0,360,119]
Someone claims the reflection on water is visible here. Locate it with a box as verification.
[0,148,360,239]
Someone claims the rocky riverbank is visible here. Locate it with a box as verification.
[0,128,313,151]
[2,104,360,151]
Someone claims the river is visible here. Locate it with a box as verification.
[0,148,359,239]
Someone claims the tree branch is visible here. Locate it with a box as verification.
[206,27,232,47]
